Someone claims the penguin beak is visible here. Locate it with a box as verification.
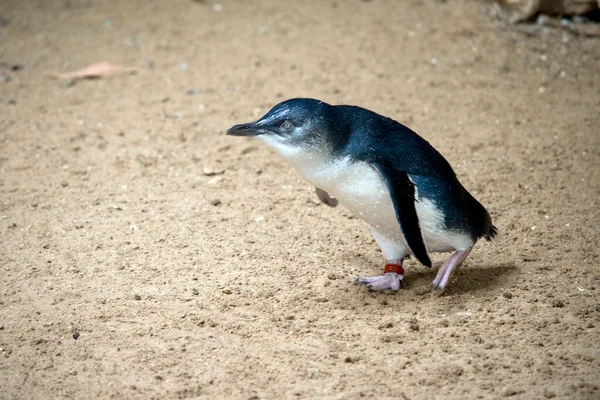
[226,122,266,137]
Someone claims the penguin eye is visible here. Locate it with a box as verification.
[280,120,294,131]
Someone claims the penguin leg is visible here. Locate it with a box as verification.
[431,249,472,291]
[355,228,408,291]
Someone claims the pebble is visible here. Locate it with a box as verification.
[222,288,232,294]
[202,167,224,176]
[73,332,80,340]
[192,288,199,295]
[551,299,564,308]
[134,294,142,300]
[408,319,420,332]
[503,388,521,397]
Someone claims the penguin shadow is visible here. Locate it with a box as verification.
[406,262,518,296]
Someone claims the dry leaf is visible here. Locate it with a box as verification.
[53,62,137,80]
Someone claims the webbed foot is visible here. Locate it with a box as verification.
[355,272,404,291]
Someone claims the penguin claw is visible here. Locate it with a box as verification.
[355,272,404,291]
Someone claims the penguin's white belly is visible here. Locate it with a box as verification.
[292,156,474,254]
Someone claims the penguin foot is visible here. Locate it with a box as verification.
[355,272,404,291]
[431,249,472,291]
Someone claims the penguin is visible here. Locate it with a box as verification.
[227,98,497,291]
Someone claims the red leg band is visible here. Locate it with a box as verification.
[384,263,404,275]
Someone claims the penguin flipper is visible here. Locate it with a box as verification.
[315,187,338,207]
[371,162,432,268]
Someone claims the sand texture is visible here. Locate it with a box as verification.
[1,1,599,399]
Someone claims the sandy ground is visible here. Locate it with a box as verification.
[1,0,599,399]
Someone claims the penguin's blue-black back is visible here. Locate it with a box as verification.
[328,104,496,241]
[330,105,455,178]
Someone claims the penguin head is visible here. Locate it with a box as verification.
[227,98,338,159]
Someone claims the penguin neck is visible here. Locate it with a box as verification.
[258,137,335,187]
[281,149,335,188]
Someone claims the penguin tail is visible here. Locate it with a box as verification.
[466,192,497,241]
[483,222,498,242]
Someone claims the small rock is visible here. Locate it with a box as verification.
[408,319,420,332]
[210,199,222,206]
[134,294,142,300]
[551,299,564,308]
[61,181,69,187]
[222,288,232,295]
[202,167,225,176]
[192,288,199,295]
[344,356,358,363]
[503,292,513,299]
[73,332,80,340]
[503,388,522,397]
[543,389,556,398]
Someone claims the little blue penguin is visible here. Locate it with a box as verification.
[227,98,497,291]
